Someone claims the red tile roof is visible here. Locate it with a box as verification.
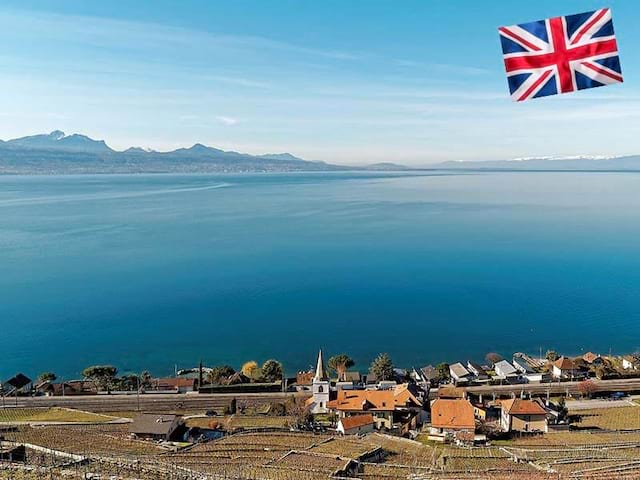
[340,414,375,431]
[430,399,475,430]
[502,399,547,416]
[328,385,422,412]
[554,356,575,370]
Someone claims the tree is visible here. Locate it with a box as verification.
[208,365,236,384]
[140,370,152,389]
[370,353,394,381]
[261,360,284,383]
[546,350,559,362]
[241,361,260,381]
[37,372,56,383]
[223,397,237,415]
[118,374,140,391]
[578,379,597,398]
[328,354,355,381]
[557,397,569,422]
[82,365,118,391]
[485,352,503,365]
[435,363,451,382]
[286,396,313,428]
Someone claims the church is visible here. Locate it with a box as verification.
[306,349,331,414]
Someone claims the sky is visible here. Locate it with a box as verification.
[0,0,638,165]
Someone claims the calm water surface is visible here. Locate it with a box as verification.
[2,171,640,378]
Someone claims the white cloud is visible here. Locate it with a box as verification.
[216,116,238,126]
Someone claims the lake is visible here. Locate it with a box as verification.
[2,171,640,379]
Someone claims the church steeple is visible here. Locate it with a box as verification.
[314,349,328,382]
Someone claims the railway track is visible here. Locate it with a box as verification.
[2,392,302,413]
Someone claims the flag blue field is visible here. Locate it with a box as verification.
[499,8,623,102]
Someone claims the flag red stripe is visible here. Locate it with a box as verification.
[518,69,553,101]
[571,9,608,45]
[582,62,623,82]
[499,27,542,52]
[548,17,573,93]
[504,39,618,72]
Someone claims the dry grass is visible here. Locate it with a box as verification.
[0,407,115,424]
[574,406,640,430]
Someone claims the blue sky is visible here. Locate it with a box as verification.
[0,1,638,165]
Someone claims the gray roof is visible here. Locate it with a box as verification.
[130,414,178,436]
[466,361,488,377]
[494,360,518,376]
[420,365,438,380]
[512,357,534,373]
[449,362,471,378]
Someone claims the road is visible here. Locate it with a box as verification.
[2,392,302,413]
[461,377,640,399]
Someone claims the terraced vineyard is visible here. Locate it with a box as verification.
[2,424,163,456]
[573,406,640,430]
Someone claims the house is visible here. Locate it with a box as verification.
[493,360,519,380]
[622,355,640,370]
[512,357,544,383]
[36,380,97,396]
[148,378,196,393]
[552,356,576,379]
[343,371,362,384]
[337,414,376,435]
[417,365,440,387]
[449,363,472,385]
[437,386,465,399]
[429,398,475,442]
[1,374,32,396]
[466,361,489,381]
[583,352,604,366]
[473,404,500,422]
[296,371,314,386]
[129,414,181,441]
[327,384,423,431]
[500,399,548,433]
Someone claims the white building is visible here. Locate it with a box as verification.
[309,349,330,414]
[622,355,640,370]
[449,362,472,384]
[494,360,518,379]
[337,414,376,435]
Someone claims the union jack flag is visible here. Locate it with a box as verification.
[499,8,623,102]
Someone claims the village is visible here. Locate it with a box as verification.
[2,349,640,478]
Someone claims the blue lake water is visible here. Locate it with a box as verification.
[2,171,640,379]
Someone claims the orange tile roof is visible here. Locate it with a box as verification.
[339,414,375,431]
[554,356,575,370]
[582,352,601,363]
[330,389,395,411]
[430,399,475,430]
[329,385,422,412]
[437,386,465,399]
[502,398,547,416]
[393,384,423,408]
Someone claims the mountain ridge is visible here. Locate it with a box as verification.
[0,130,340,174]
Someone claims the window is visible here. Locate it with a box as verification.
[318,385,323,393]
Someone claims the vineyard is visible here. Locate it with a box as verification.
[572,406,640,430]
[2,415,640,479]
[0,408,116,424]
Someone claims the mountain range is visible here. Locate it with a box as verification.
[0,131,347,174]
[1,131,639,174]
